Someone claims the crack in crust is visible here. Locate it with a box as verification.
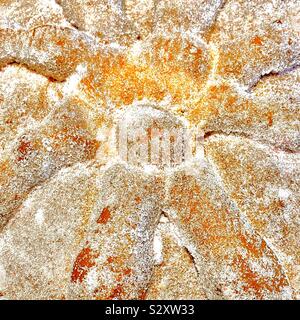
[0,0,299,300]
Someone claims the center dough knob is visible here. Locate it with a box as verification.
[115,105,203,168]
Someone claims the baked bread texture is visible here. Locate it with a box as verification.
[0,0,299,300]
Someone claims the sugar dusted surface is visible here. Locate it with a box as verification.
[0,0,299,300]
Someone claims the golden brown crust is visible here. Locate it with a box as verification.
[0,0,299,300]
[205,135,300,297]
